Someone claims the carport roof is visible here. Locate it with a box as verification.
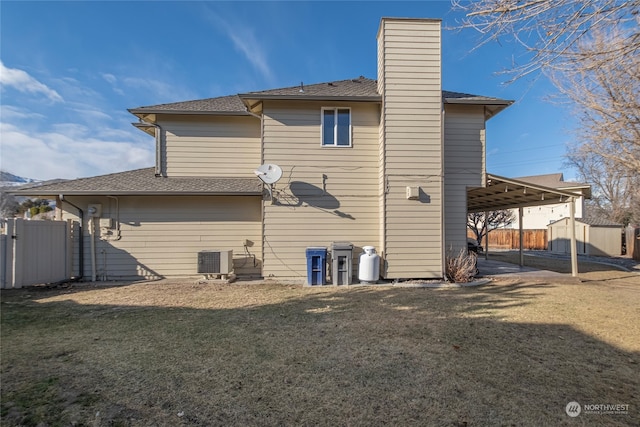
[9,168,264,196]
[467,173,591,213]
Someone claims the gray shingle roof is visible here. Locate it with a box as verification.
[516,173,565,188]
[549,217,622,227]
[10,168,263,196]
[129,77,512,114]
[578,217,623,227]
[129,95,248,115]
[240,77,380,99]
[442,90,512,105]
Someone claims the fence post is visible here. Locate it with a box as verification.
[3,219,16,288]
[11,219,25,288]
[0,219,10,288]
[66,219,73,279]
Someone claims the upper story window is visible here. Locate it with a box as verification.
[322,108,351,147]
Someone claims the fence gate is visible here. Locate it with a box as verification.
[1,218,71,289]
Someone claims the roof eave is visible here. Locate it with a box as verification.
[128,109,251,116]
[10,190,262,197]
[444,98,513,105]
[444,98,514,120]
[486,173,583,198]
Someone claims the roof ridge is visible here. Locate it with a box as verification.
[240,76,375,95]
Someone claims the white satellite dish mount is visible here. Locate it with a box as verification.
[253,163,283,203]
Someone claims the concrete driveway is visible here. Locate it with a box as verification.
[477,257,580,283]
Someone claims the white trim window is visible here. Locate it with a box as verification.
[321,107,351,147]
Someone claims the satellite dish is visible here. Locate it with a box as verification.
[254,164,283,185]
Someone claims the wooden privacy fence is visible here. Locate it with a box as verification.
[469,229,548,250]
[1,218,71,289]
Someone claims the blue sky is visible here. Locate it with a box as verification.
[1,1,578,182]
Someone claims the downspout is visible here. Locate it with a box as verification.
[440,101,445,279]
[154,124,164,177]
[59,195,84,280]
[246,106,265,277]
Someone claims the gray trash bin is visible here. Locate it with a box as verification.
[331,242,354,285]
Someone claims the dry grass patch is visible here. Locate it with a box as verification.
[2,276,639,426]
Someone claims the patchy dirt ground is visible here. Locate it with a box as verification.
[2,271,639,426]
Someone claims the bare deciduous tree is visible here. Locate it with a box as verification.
[565,144,640,225]
[0,189,19,219]
[552,28,640,176]
[453,0,640,220]
[467,210,515,247]
[451,0,640,80]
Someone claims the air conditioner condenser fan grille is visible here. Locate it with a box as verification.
[198,252,221,274]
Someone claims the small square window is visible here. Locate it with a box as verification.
[322,108,351,147]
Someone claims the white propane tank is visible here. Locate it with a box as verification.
[358,246,380,283]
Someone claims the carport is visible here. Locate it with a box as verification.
[467,173,591,277]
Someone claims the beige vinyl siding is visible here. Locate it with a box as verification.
[162,115,261,177]
[378,18,443,279]
[60,195,262,280]
[261,100,381,280]
[443,104,486,254]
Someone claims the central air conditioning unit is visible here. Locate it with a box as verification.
[197,250,233,276]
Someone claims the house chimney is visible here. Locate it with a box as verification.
[376,18,444,279]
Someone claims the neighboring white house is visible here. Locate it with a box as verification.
[505,174,591,230]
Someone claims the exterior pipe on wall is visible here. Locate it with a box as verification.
[89,216,97,282]
[106,195,121,240]
[59,195,84,280]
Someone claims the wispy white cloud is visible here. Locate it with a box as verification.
[102,73,117,85]
[0,60,63,103]
[53,76,103,101]
[203,9,274,84]
[121,76,188,101]
[0,121,154,180]
[101,72,125,96]
[69,107,113,123]
[0,105,46,121]
[0,64,159,180]
[99,70,196,103]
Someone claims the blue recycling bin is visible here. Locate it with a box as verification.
[306,247,327,285]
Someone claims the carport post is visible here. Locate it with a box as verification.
[570,197,578,277]
[484,211,489,260]
[519,207,524,267]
